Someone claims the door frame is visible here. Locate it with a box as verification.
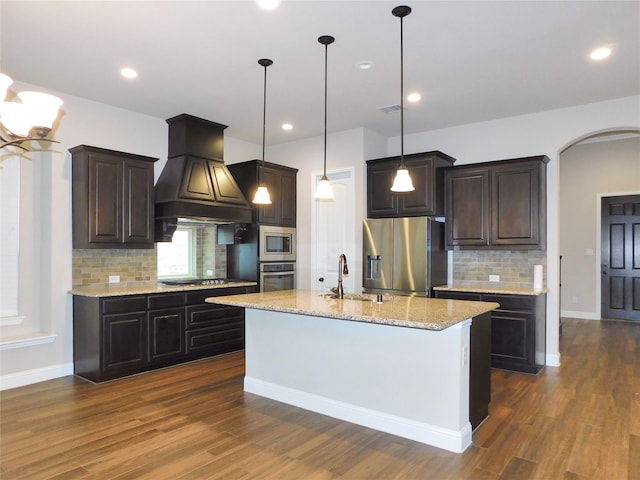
[596,190,640,320]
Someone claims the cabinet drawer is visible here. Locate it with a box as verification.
[186,323,244,356]
[435,291,482,301]
[185,287,247,304]
[147,293,185,309]
[186,304,244,329]
[102,296,146,315]
[483,294,534,311]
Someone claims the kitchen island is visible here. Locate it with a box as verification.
[208,290,498,452]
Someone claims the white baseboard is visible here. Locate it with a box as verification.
[546,353,561,367]
[0,362,74,391]
[561,310,600,320]
[244,376,472,453]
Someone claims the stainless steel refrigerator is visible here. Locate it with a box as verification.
[363,217,447,296]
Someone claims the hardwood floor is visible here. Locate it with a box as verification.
[1,318,638,479]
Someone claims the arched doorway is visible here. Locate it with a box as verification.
[559,128,640,321]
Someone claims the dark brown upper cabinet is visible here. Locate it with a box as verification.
[71,145,157,249]
[227,160,298,227]
[366,151,456,218]
[444,156,548,250]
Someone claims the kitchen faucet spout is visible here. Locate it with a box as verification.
[337,253,349,299]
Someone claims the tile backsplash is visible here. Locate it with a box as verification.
[72,249,158,286]
[451,250,547,289]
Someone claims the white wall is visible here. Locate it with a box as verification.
[1,78,638,388]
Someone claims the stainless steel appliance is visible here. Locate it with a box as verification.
[259,225,296,262]
[260,262,296,292]
[363,217,447,296]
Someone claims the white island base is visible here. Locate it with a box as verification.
[243,308,474,453]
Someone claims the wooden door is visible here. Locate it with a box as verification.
[311,169,355,293]
[601,195,640,321]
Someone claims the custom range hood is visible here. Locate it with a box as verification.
[155,114,252,241]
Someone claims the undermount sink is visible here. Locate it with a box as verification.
[320,292,385,302]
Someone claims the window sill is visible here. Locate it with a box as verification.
[0,334,57,351]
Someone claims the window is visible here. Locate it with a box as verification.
[0,157,21,323]
[157,228,195,278]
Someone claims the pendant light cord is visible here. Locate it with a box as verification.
[262,63,267,166]
[323,41,328,178]
[399,13,405,168]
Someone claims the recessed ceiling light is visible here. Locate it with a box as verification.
[257,0,279,10]
[407,92,421,103]
[357,61,374,70]
[282,123,293,131]
[590,47,611,61]
[120,67,138,79]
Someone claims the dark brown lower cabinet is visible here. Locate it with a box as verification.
[73,287,253,382]
[435,290,546,374]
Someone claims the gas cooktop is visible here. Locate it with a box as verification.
[160,278,236,286]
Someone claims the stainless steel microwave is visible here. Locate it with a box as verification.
[259,225,296,262]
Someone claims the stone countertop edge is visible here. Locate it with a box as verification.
[69,281,258,297]
[433,284,549,296]
[207,290,499,331]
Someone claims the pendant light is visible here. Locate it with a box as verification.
[314,35,335,201]
[252,58,273,205]
[390,5,415,193]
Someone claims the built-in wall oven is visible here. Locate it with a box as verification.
[259,225,296,262]
[260,262,296,292]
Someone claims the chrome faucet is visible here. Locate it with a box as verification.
[337,253,349,299]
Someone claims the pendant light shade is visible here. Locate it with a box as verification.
[252,58,273,205]
[390,5,415,193]
[315,35,335,201]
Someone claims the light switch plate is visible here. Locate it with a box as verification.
[489,275,500,282]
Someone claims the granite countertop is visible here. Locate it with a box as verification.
[69,281,258,297]
[207,289,499,331]
[433,283,548,296]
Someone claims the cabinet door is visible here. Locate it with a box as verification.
[367,159,398,217]
[445,167,490,248]
[257,166,297,226]
[88,154,123,244]
[483,294,538,373]
[258,167,280,225]
[491,162,542,247]
[102,312,145,376]
[398,155,436,216]
[123,159,154,245]
[278,169,297,226]
[147,307,185,364]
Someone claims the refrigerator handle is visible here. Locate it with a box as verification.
[366,255,382,279]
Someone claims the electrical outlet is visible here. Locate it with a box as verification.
[489,275,500,282]
[206,270,213,276]
[572,296,578,304]
[108,275,120,284]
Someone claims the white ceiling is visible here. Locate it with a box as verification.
[2,1,639,146]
